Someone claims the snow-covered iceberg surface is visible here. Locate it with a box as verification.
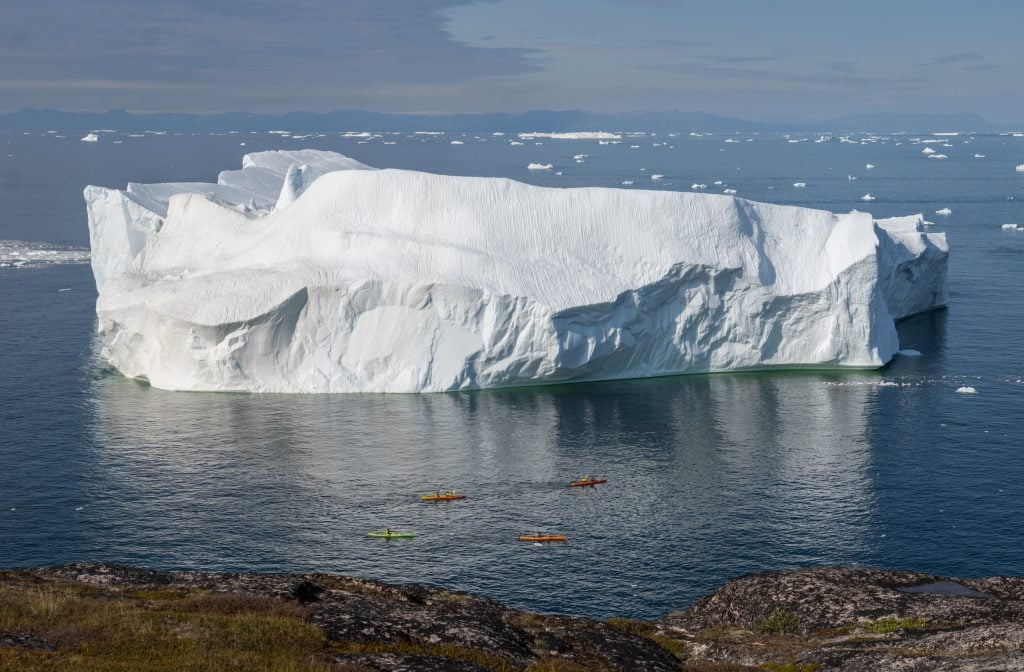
[85,150,948,393]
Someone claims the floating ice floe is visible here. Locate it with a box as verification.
[1001,223,1024,232]
[518,132,621,141]
[621,180,634,185]
[650,174,665,181]
[527,163,553,171]
[861,194,876,202]
[510,141,524,146]
[922,147,936,155]
[84,149,950,393]
[0,240,91,268]
[865,163,876,169]
[723,189,737,195]
[897,349,922,356]
[450,140,464,145]
[1016,164,1024,172]
[793,182,807,188]
[928,154,948,160]
[956,386,978,394]
[81,133,99,143]
[935,208,952,216]
[974,154,986,158]
[848,175,858,180]
[573,154,587,160]
[690,183,707,190]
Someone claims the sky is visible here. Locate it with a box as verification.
[1,0,1021,122]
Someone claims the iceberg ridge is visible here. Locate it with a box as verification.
[85,150,948,393]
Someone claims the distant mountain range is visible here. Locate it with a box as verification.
[0,108,1014,134]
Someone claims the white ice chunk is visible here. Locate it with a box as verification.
[935,208,952,216]
[956,386,978,394]
[861,194,876,202]
[527,163,553,171]
[519,132,621,141]
[85,150,950,393]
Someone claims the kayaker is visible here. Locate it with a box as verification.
[385,527,391,536]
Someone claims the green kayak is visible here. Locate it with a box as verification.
[367,531,414,539]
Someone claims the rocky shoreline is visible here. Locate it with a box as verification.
[2,563,1022,671]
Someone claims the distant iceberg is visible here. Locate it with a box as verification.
[518,132,622,141]
[85,150,949,393]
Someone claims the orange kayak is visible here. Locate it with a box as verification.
[569,478,607,487]
[421,494,466,501]
[519,534,567,542]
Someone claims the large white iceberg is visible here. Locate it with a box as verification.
[85,150,948,393]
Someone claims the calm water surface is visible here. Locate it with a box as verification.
[1,131,1022,619]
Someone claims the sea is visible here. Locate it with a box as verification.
[1,129,1022,620]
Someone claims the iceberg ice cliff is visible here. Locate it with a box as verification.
[85,150,948,393]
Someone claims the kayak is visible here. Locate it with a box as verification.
[421,494,466,501]
[367,531,414,539]
[569,478,607,487]
[518,534,567,542]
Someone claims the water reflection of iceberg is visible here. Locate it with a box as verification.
[91,363,882,617]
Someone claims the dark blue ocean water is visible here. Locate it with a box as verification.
[1,130,1023,620]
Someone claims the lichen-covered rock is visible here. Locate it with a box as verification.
[660,567,1024,671]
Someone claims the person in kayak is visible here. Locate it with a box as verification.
[385,528,391,536]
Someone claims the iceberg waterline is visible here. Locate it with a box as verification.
[85,150,948,393]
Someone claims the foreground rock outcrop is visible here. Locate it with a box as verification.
[85,150,948,393]
[2,564,1023,671]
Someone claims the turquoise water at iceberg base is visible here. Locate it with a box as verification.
[1,130,1023,620]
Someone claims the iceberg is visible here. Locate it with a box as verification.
[85,150,949,393]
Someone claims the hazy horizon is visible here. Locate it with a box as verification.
[2,1,1022,124]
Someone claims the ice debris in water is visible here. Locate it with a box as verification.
[956,386,978,394]
[1001,223,1024,232]
[1016,164,1024,172]
[793,182,807,188]
[80,133,99,143]
[897,349,922,356]
[84,150,949,393]
[861,194,876,202]
[650,174,665,181]
[519,132,621,141]
[865,163,876,169]
[0,240,91,268]
[527,163,553,171]
[935,208,952,216]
